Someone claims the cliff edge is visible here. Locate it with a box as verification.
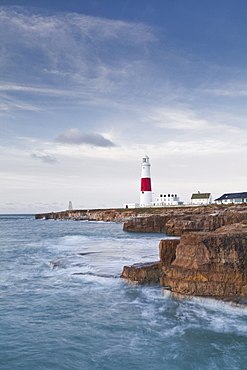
[121,222,247,299]
[123,204,247,235]
[36,205,247,234]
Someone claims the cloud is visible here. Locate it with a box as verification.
[147,107,209,130]
[0,7,158,114]
[202,88,247,97]
[30,153,58,164]
[55,128,116,147]
[0,7,155,78]
[0,7,155,43]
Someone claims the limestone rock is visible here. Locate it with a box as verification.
[160,222,247,296]
[123,205,247,235]
[36,205,247,234]
[121,222,247,297]
[159,239,180,265]
[120,261,163,284]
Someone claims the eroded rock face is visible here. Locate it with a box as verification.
[35,209,137,222]
[123,205,247,235]
[160,222,247,296]
[159,239,180,265]
[35,208,172,223]
[120,262,162,284]
[121,223,247,297]
[36,205,247,235]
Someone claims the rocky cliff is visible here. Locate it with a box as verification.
[121,222,247,299]
[160,222,247,296]
[35,207,177,222]
[36,205,247,232]
[123,205,247,235]
[35,208,137,222]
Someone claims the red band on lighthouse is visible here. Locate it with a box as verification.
[141,178,152,192]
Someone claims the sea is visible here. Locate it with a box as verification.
[1,214,247,370]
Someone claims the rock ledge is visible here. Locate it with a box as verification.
[121,222,247,298]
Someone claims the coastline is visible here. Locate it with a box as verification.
[36,203,247,235]
[35,204,247,302]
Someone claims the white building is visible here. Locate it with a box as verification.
[153,193,183,206]
[215,192,247,204]
[123,203,139,209]
[191,192,212,205]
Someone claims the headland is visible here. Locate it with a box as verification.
[36,204,247,302]
[36,204,247,235]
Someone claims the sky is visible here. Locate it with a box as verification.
[0,0,246,213]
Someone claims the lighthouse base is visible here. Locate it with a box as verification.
[140,191,152,207]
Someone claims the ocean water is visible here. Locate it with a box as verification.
[0,215,247,370]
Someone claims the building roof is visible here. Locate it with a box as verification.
[191,193,211,200]
[214,192,247,201]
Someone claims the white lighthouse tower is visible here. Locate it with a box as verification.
[140,155,152,207]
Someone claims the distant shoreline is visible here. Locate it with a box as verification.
[35,203,247,234]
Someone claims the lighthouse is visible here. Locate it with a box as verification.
[140,155,152,207]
